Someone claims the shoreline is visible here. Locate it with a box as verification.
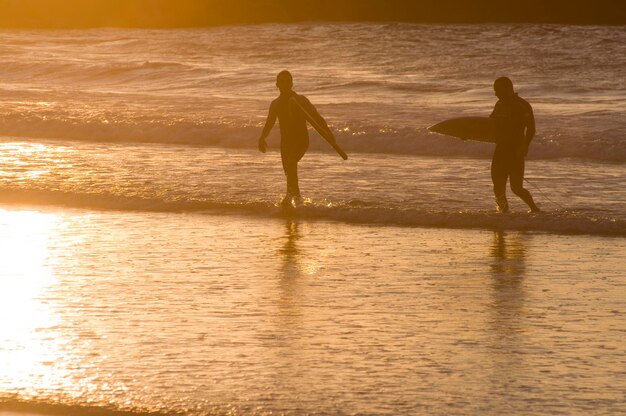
[0,200,624,239]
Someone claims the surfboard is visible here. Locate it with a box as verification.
[428,116,496,143]
[291,97,348,160]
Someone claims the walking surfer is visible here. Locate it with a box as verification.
[258,70,340,207]
[490,77,540,213]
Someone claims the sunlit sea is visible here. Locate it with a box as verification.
[0,23,625,416]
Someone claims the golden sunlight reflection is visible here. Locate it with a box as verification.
[0,209,67,391]
[278,221,330,277]
[1,142,51,157]
[0,142,54,177]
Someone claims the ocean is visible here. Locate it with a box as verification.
[0,23,624,415]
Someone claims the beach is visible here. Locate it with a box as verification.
[0,22,625,415]
[0,204,625,415]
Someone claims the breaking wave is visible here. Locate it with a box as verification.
[1,187,624,237]
[0,398,177,416]
[0,24,623,162]
[0,110,624,162]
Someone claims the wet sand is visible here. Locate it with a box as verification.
[1,205,624,415]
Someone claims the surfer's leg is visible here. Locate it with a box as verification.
[287,162,300,197]
[292,144,307,200]
[491,151,509,213]
[280,151,293,202]
[288,144,308,198]
[510,157,540,212]
[281,150,300,198]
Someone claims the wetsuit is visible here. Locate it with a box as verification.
[262,91,327,197]
[490,93,538,212]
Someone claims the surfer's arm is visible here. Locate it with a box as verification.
[258,101,277,153]
[524,102,535,144]
[301,97,336,142]
[520,102,535,157]
[489,101,500,118]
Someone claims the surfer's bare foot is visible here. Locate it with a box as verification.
[529,206,541,213]
[495,198,509,213]
[293,196,304,207]
[281,195,293,208]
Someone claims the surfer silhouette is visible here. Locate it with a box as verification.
[258,70,339,207]
[490,77,540,213]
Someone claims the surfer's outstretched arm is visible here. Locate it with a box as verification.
[524,102,536,143]
[258,101,277,153]
[520,102,535,156]
[300,97,336,142]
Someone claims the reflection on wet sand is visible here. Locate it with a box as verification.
[1,207,624,415]
[277,219,305,325]
[278,220,303,280]
[490,231,526,278]
[489,231,527,332]
[487,231,529,392]
[489,230,528,328]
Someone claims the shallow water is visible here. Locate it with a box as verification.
[0,206,624,415]
[0,139,624,237]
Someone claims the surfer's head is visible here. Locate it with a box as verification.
[276,70,293,93]
[494,77,514,100]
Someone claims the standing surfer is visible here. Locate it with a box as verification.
[490,77,540,213]
[258,70,339,207]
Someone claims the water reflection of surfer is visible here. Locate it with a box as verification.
[490,77,540,213]
[279,220,302,279]
[488,231,528,385]
[278,220,304,323]
[490,231,526,278]
[258,70,338,207]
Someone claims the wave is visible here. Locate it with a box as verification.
[0,397,176,416]
[0,60,194,85]
[0,110,624,162]
[85,61,193,82]
[1,188,624,237]
[309,79,466,94]
[0,24,623,162]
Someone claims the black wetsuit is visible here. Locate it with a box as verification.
[264,91,327,197]
[490,93,538,211]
